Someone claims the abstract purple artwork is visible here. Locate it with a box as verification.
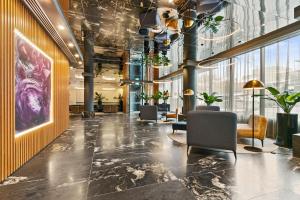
[15,30,53,136]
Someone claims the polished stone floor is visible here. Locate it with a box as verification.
[0,114,300,200]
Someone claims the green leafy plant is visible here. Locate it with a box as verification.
[257,87,300,114]
[143,54,170,66]
[152,91,162,104]
[203,15,224,34]
[197,92,223,106]
[95,92,105,105]
[162,90,170,102]
[140,92,152,104]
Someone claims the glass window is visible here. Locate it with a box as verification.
[233,49,260,119]
[211,60,231,111]
[170,76,183,112]
[264,35,300,119]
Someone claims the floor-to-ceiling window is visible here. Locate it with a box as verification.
[197,60,230,111]
[233,49,260,119]
[169,76,183,112]
[211,60,231,110]
[264,35,300,119]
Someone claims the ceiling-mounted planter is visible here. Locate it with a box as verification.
[139,9,161,28]
[139,28,149,36]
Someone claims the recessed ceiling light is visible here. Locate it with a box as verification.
[78,61,82,65]
[75,54,79,58]
[57,25,65,30]
[68,42,74,47]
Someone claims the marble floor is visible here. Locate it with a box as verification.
[0,114,300,200]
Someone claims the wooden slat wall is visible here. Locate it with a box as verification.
[0,0,69,182]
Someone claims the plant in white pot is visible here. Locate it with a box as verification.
[258,87,300,148]
[197,92,222,111]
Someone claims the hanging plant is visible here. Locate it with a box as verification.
[161,55,170,66]
[143,54,170,67]
[203,15,224,34]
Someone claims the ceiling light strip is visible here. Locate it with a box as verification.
[21,0,83,65]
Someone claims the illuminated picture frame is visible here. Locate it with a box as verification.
[14,29,53,137]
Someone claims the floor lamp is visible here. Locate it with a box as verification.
[184,89,194,114]
[243,80,265,152]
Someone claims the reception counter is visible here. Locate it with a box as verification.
[102,102,119,113]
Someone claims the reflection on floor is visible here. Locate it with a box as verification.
[0,114,300,200]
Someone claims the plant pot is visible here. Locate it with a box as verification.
[196,105,220,111]
[276,113,298,148]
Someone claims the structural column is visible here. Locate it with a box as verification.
[82,24,95,118]
[183,9,198,114]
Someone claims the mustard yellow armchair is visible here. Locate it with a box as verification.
[166,108,178,121]
[237,115,268,147]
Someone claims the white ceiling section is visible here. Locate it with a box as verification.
[21,0,83,67]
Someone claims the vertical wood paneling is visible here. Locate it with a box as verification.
[0,0,69,182]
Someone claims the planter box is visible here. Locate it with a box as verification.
[276,113,298,148]
[293,133,300,158]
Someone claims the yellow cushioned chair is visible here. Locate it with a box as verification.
[237,115,268,147]
[166,108,178,121]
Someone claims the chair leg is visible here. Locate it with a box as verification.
[233,150,237,160]
[187,145,190,156]
[261,140,264,147]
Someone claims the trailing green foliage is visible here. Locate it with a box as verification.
[257,87,300,114]
[204,15,224,34]
[197,92,223,106]
[143,54,170,66]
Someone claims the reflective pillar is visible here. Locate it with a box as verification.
[183,9,197,114]
[82,24,95,118]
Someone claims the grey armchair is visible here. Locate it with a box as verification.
[140,105,158,122]
[187,111,237,159]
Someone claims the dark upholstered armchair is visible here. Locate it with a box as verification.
[187,111,237,159]
[139,105,158,122]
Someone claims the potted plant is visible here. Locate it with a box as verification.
[258,87,300,148]
[95,92,105,112]
[162,90,170,104]
[197,92,223,106]
[197,92,222,111]
[140,92,151,105]
[162,90,170,112]
[152,91,162,105]
[118,94,123,112]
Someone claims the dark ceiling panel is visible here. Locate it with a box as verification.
[68,0,148,51]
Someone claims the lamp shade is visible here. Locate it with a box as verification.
[184,89,194,96]
[243,80,265,90]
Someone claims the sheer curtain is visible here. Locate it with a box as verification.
[232,49,260,120]
[211,60,231,110]
[170,76,183,112]
[265,35,300,119]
